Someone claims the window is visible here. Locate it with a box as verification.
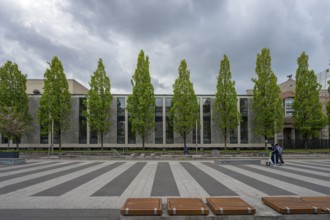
[240,98,248,143]
[165,98,174,144]
[79,98,87,144]
[284,98,294,117]
[155,98,163,144]
[203,98,211,144]
[193,99,201,144]
[117,97,125,144]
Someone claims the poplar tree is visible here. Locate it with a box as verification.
[170,60,199,155]
[213,55,240,150]
[252,48,284,148]
[38,56,71,149]
[83,58,112,150]
[0,61,31,149]
[127,50,155,149]
[293,52,327,147]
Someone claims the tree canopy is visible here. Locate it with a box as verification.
[0,61,31,148]
[213,55,240,149]
[170,59,199,154]
[84,58,112,150]
[38,56,71,149]
[127,50,155,149]
[252,48,284,147]
[293,52,327,146]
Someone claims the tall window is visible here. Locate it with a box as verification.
[165,98,174,144]
[117,97,125,144]
[155,98,163,144]
[284,97,294,117]
[40,124,48,144]
[240,98,248,143]
[192,99,200,144]
[79,98,87,144]
[203,98,211,144]
[128,113,136,144]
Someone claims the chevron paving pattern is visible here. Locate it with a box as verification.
[0,159,329,212]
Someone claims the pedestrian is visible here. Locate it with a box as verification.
[277,144,284,164]
[271,144,278,166]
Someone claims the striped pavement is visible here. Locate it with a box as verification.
[0,159,329,215]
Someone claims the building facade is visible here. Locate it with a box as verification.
[0,78,328,149]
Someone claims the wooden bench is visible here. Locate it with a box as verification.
[207,197,256,215]
[167,198,209,216]
[120,198,162,216]
[262,196,320,214]
[300,196,330,214]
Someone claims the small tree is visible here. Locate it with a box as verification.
[38,56,71,149]
[293,52,327,148]
[0,107,30,149]
[83,58,113,150]
[127,50,155,149]
[252,48,284,148]
[170,60,199,155]
[213,55,240,150]
[0,61,31,149]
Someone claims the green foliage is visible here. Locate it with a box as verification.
[213,55,240,149]
[293,52,327,142]
[252,48,284,146]
[38,56,71,149]
[127,50,155,148]
[0,61,31,148]
[83,58,112,149]
[170,59,199,153]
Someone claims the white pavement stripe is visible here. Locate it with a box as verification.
[295,161,330,167]
[120,162,157,198]
[170,161,209,198]
[246,165,330,187]
[197,162,278,216]
[223,165,325,196]
[62,161,134,198]
[287,161,330,171]
[0,161,100,199]
[0,162,62,177]
[0,161,85,187]
[278,164,330,177]
[115,162,158,209]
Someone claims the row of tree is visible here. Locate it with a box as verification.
[0,48,328,151]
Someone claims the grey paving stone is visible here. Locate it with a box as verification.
[151,162,179,196]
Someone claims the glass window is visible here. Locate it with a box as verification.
[240,98,248,143]
[192,99,201,144]
[203,98,211,144]
[117,97,125,144]
[79,98,87,144]
[128,113,136,144]
[155,98,163,144]
[40,124,48,144]
[165,98,174,144]
[284,98,294,117]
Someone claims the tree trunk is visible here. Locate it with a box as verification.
[16,140,19,151]
[224,128,227,151]
[101,132,103,151]
[183,133,189,155]
[59,129,62,150]
[7,138,10,150]
[142,136,145,150]
[264,136,268,150]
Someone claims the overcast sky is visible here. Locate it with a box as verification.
[0,0,329,94]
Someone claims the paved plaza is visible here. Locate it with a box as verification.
[0,158,329,219]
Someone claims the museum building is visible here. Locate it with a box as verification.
[0,78,328,149]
